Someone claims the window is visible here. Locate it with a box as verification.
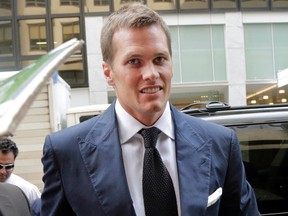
[274,23,288,75]
[120,0,141,4]
[26,0,46,7]
[29,23,47,51]
[0,0,87,87]
[240,0,269,9]
[244,23,288,81]
[62,21,80,42]
[233,123,288,213]
[0,0,11,10]
[18,0,46,15]
[114,0,142,10]
[0,21,12,55]
[272,0,288,9]
[0,0,12,16]
[154,0,173,2]
[179,0,209,10]
[85,0,110,12]
[94,0,110,5]
[60,0,80,6]
[147,0,176,10]
[52,18,84,86]
[247,84,288,105]
[169,25,226,83]
[211,0,237,9]
[52,0,80,14]
[57,55,85,87]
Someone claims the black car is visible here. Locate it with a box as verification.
[181,101,288,216]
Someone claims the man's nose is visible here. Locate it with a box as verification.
[142,64,159,80]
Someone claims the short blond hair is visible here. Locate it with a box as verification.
[100,3,172,64]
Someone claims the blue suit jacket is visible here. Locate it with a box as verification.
[41,102,259,216]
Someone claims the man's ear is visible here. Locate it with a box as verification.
[103,62,114,86]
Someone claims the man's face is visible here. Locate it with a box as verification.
[103,24,173,126]
[0,151,15,182]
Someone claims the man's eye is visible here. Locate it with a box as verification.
[154,56,165,64]
[128,59,140,65]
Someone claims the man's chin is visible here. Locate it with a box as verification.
[0,179,6,182]
[144,102,166,115]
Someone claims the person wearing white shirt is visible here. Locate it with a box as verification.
[0,138,41,205]
[41,3,260,216]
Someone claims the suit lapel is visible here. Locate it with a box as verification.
[172,106,211,215]
[78,103,136,216]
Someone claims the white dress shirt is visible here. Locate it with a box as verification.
[115,100,180,216]
[5,173,41,204]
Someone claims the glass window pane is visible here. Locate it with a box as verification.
[53,17,80,47]
[0,0,12,16]
[51,0,80,14]
[247,84,288,105]
[212,25,226,81]
[52,17,85,86]
[17,0,46,15]
[179,0,209,10]
[212,0,237,9]
[113,0,142,11]
[272,0,288,8]
[0,59,15,68]
[244,24,274,80]
[169,26,181,84]
[26,0,46,7]
[273,23,288,74]
[0,20,13,56]
[85,0,110,13]
[180,25,213,82]
[57,56,85,87]
[171,25,226,83]
[170,89,226,107]
[147,0,176,11]
[19,19,47,55]
[240,0,269,9]
[232,123,288,213]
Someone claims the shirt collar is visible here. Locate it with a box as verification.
[115,100,175,144]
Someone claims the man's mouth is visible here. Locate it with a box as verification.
[141,87,161,94]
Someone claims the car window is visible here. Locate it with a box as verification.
[231,123,288,214]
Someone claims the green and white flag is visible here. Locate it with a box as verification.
[0,38,84,137]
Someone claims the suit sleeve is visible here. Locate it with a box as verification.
[41,135,75,216]
[219,130,260,216]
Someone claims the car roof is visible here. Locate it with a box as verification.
[181,101,288,126]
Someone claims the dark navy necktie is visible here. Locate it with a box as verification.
[139,127,178,216]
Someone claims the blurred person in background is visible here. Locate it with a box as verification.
[0,138,41,205]
[0,182,32,216]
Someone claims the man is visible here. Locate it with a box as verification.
[41,3,260,216]
[0,183,31,216]
[0,138,41,205]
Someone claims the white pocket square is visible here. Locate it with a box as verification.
[207,187,222,207]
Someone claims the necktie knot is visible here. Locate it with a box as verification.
[139,127,161,148]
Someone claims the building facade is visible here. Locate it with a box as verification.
[1,0,288,108]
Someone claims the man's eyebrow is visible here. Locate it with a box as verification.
[123,52,142,59]
[156,51,169,55]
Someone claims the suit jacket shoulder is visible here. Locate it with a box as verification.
[48,103,116,150]
[171,105,234,149]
